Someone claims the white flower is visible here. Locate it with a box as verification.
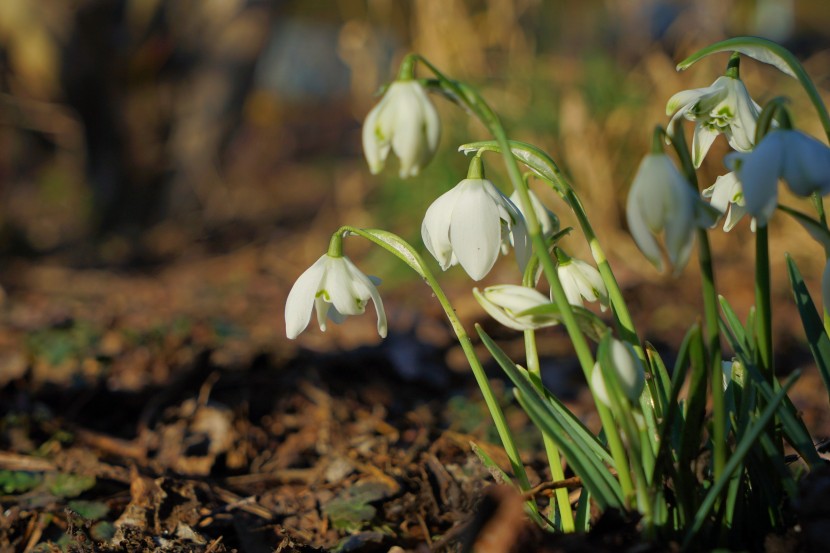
[726,130,830,225]
[667,75,761,167]
[557,257,608,311]
[473,285,558,331]
[362,80,441,178]
[285,254,386,339]
[509,189,560,240]
[625,154,698,274]
[703,171,754,232]
[591,339,645,406]
[421,178,531,281]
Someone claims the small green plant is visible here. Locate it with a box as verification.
[285,37,830,549]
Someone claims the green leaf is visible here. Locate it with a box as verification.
[322,482,388,532]
[786,254,830,404]
[778,205,830,255]
[477,325,623,508]
[683,371,800,548]
[470,442,513,487]
[718,295,751,356]
[0,470,43,494]
[45,473,96,498]
[68,499,109,520]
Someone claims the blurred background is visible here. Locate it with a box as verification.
[1,0,829,365]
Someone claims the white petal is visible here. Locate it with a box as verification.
[320,257,366,316]
[342,257,387,338]
[666,85,714,115]
[362,95,391,175]
[451,180,502,281]
[422,185,463,270]
[557,266,585,307]
[692,123,719,168]
[284,255,328,339]
[474,287,538,331]
[626,185,664,271]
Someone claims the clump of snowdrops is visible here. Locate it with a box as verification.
[285,38,830,549]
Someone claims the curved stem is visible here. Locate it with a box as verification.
[525,329,575,532]
[337,226,533,492]
[666,128,725,480]
[415,56,635,502]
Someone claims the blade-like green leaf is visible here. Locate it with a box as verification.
[683,371,800,548]
[477,325,623,508]
[719,295,750,355]
[676,37,797,77]
[786,254,830,405]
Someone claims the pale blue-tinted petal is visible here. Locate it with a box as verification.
[731,135,783,222]
[422,185,463,270]
[285,255,328,339]
[451,180,502,280]
[781,131,830,197]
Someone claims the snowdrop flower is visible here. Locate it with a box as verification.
[556,252,608,311]
[509,188,560,240]
[473,285,558,331]
[667,75,761,167]
[703,172,754,232]
[285,254,386,339]
[626,154,698,274]
[591,339,645,406]
[422,178,531,281]
[362,80,440,178]
[727,129,830,225]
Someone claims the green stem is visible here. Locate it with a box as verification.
[415,54,635,503]
[525,329,575,532]
[755,225,773,380]
[666,126,725,480]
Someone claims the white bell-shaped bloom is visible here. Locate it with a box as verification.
[421,178,531,281]
[626,154,698,274]
[557,257,608,311]
[667,75,761,167]
[509,189,560,240]
[285,254,386,339]
[362,80,441,178]
[473,285,558,331]
[591,339,645,406]
[727,130,830,226]
[703,172,754,232]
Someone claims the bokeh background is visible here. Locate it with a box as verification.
[1,0,830,362]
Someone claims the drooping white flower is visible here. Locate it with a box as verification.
[667,75,761,167]
[285,254,386,339]
[421,178,531,281]
[703,171,754,232]
[473,285,558,331]
[556,256,608,311]
[625,154,698,274]
[727,129,830,225]
[509,188,560,240]
[591,339,645,406]
[362,80,441,178]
